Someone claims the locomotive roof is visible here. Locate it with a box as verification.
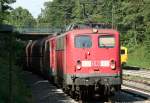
[49,28,119,40]
[67,28,119,35]
[65,22,113,31]
[51,28,118,38]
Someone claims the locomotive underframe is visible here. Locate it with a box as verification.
[62,74,121,100]
[64,74,121,86]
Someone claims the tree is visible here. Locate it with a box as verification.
[6,7,36,27]
[38,0,110,28]
[0,0,16,24]
[39,0,150,49]
[71,0,82,22]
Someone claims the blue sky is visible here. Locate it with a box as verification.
[11,0,51,18]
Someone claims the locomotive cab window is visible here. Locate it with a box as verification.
[121,50,125,55]
[75,35,92,48]
[99,35,115,48]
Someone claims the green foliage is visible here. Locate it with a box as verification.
[1,1,35,27]
[0,57,33,103]
[144,24,150,60]
[127,45,150,69]
[72,0,82,21]
[6,7,36,27]
[37,0,114,28]
[0,0,15,23]
[0,32,32,103]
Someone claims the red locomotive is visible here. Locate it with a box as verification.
[25,23,121,100]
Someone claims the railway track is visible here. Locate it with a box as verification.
[122,85,150,98]
[123,68,150,79]
[71,79,150,103]
[23,71,150,103]
[77,87,150,103]
[122,80,150,103]
[123,68,150,96]
[65,81,150,103]
[56,72,150,103]
[123,80,150,96]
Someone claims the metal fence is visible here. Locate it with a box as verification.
[14,27,63,34]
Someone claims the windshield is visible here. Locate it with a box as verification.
[99,35,115,48]
[121,50,125,55]
[75,35,92,48]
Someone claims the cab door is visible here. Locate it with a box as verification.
[50,39,56,76]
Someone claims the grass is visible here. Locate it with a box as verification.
[127,45,150,69]
[0,57,33,103]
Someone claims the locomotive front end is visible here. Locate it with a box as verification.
[65,29,121,98]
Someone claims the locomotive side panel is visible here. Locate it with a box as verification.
[50,39,57,78]
[55,37,65,84]
[42,40,51,78]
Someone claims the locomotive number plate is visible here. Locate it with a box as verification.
[100,60,110,67]
[81,61,92,67]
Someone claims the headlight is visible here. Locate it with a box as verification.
[110,59,116,70]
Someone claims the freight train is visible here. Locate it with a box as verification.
[24,23,122,100]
